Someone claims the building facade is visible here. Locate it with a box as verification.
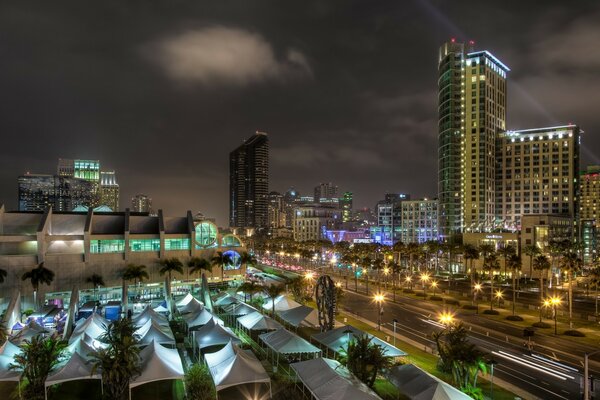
[18,174,96,212]
[229,132,269,232]
[131,194,152,214]
[581,165,600,227]
[267,191,286,228]
[496,125,581,229]
[314,183,338,203]
[399,198,439,244]
[340,191,353,223]
[292,204,341,242]
[100,170,119,211]
[57,159,101,207]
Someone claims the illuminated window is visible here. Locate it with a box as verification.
[165,238,190,251]
[130,239,160,252]
[221,234,242,247]
[195,221,217,249]
[91,239,125,253]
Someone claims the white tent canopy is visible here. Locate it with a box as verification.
[135,319,175,347]
[177,294,203,315]
[262,295,301,312]
[0,340,22,358]
[133,306,169,327]
[259,328,321,356]
[205,340,271,392]
[213,293,238,307]
[312,325,407,358]
[291,357,382,400]
[387,364,472,400]
[10,320,48,345]
[69,314,108,343]
[45,352,101,387]
[277,305,320,328]
[222,302,256,317]
[184,307,218,329]
[130,340,184,389]
[194,318,241,352]
[0,354,20,382]
[66,334,101,359]
[237,311,282,332]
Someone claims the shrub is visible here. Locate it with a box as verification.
[415,292,427,297]
[445,299,460,306]
[429,296,443,301]
[564,330,585,337]
[483,309,499,315]
[462,304,478,310]
[506,315,524,321]
[185,364,215,400]
[532,322,551,328]
[403,289,414,294]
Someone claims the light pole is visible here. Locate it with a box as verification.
[405,275,412,290]
[439,311,455,328]
[420,273,430,297]
[392,318,398,347]
[383,267,390,290]
[473,283,482,311]
[584,350,600,400]
[494,290,504,310]
[431,280,438,297]
[546,296,561,335]
[374,293,385,331]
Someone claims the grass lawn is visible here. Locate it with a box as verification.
[131,380,185,400]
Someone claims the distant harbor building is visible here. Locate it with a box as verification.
[131,194,152,214]
[100,170,119,211]
[229,132,269,233]
[57,159,101,207]
[18,174,95,212]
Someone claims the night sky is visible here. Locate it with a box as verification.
[1,1,599,225]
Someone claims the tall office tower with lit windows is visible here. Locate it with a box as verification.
[340,191,353,223]
[437,40,508,239]
[57,158,101,207]
[229,132,269,232]
[131,193,152,214]
[580,165,600,228]
[100,170,120,211]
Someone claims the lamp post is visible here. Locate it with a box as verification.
[383,267,390,290]
[420,273,430,297]
[374,293,385,331]
[584,350,600,400]
[405,275,412,290]
[392,318,398,347]
[473,283,482,310]
[439,311,455,328]
[431,280,438,297]
[549,296,561,335]
[494,290,504,310]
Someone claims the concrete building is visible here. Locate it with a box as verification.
[0,205,246,300]
[229,132,269,232]
[374,193,409,245]
[340,192,353,223]
[100,170,119,211]
[267,191,286,228]
[580,165,600,227]
[437,40,508,240]
[399,198,439,244]
[496,125,581,230]
[314,183,338,203]
[292,204,341,242]
[18,174,96,212]
[57,159,101,207]
[520,214,575,252]
[131,194,152,214]
[283,188,300,229]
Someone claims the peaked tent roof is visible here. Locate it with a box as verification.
[237,311,282,332]
[69,314,108,343]
[194,318,241,350]
[135,319,175,346]
[291,357,381,400]
[130,340,184,388]
[184,307,219,329]
[45,352,101,387]
[10,320,48,344]
[0,354,20,382]
[213,293,239,307]
[277,305,320,328]
[66,334,100,359]
[386,364,471,400]
[0,340,22,358]
[262,295,301,312]
[222,302,256,317]
[176,295,203,315]
[312,325,407,357]
[133,306,169,327]
[205,340,271,391]
[258,328,321,355]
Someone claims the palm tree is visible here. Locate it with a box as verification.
[0,322,7,345]
[21,262,55,308]
[560,252,583,329]
[211,251,233,284]
[507,254,522,316]
[85,273,105,301]
[588,262,600,317]
[497,245,516,279]
[90,318,141,400]
[188,257,212,284]
[462,244,479,288]
[0,268,7,284]
[239,252,257,271]
[122,263,149,300]
[523,245,540,281]
[264,284,285,317]
[339,334,392,388]
[159,257,184,300]
[360,256,372,295]
[533,254,551,322]
[10,335,67,400]
[482,253,500,310]
[238,281,260,302]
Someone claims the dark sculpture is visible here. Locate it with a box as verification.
[315,275,335,331]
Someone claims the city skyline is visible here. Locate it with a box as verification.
[1,1,600,226]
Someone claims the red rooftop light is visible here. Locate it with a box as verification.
[451,38,455,43]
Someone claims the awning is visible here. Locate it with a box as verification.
[133,306,169,328]
[45,352,101,387]
[130,340,184,388]
[213,293,239,307]
[221,302,256,317]
[237,311,282,332]
[386,364,472,400]
[194,318,240,351]
[176,294,203,315]
[135,319,175,346]
[184,307,219,329]
[262,295,301,312]
[291,357,381,400]
[258,328,321,356]
[205,340,270,392]
[277,305,320,328]
[66,333,101,359]
[311,325,407,357]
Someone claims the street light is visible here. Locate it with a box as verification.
[383,267,390,290]
[431,280,438,297]
[405,275,412,290]
[473,283,482,312]
[584,350,600,400]
[494,290,504,309]
[420,273,430,297]
[373,293,385,331]
[439,311,455,327]
[544,296,561,335]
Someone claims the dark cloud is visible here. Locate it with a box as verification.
[1,0,599,223]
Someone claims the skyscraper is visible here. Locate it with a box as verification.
[340,191,353,223]
[131,194,152,214]
[18,174,95,211]
[229,132,269,232]
[581,165,600,227]
[314,183,338,202]
[57,159,101,207]
[100,170,119,211]
[437,40,508,239]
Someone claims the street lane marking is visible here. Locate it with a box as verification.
[528,354,579,373]
[492,351,575,381]
[495,366,571,400]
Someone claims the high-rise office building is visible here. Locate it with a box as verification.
[496,125,581,229]
[18,174,95,211]
[340,191,353,223]
[131,194,152,214]
[399,198,439,244]
[100,170,119,211]
[314,183,338,202]
[57,159,101,207]
[581,165,600,227]
[267,191,286,228]
[283,188,300,229]
[437,40,508,239]
[229,132,269,231]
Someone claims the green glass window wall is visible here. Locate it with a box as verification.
[130,239,160,252]
[165,238,190,251]
[90,239,125,253]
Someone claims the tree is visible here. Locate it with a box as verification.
[21,262,55,308]
[85,273,105,301]
[288,276,308,303]
[210,251,233,283]
[90,318,141,400]
[159,257,184,299]
[433,322,487,391]
[0,268,7,284]
[184,364,215,400]
[507,254,522,316]
[462,244,479,289]
[338,334,392,388]
[589,262,600,317]
[482,253,500,310]
[497,245,516,279]
[264,284,285,317]
[239,252,257,271]
[188,257,212,284]
[523,245,540,281]
[10,335,67,400]
[0,322,7,345]
[533,254,551,322]
[560,252,583,329]
[122,263,149,300]
[238,281,260,302]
